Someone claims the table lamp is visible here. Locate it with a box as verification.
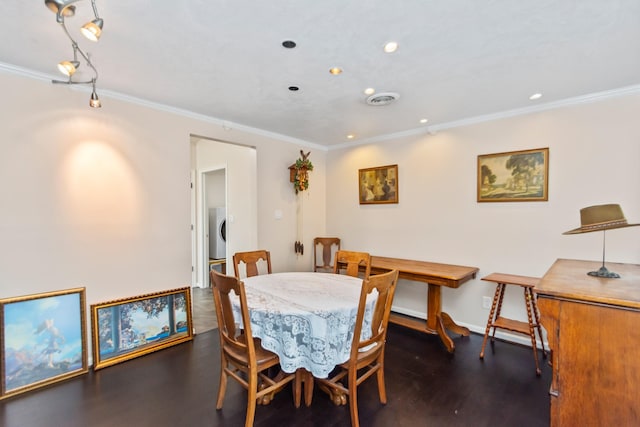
[563,203,639,278]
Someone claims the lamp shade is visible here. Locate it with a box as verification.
[57,60,80,76]
[81,18,103,41]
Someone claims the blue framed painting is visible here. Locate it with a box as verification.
[90,287,193,370]
[0,287,88,400]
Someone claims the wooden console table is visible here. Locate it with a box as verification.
[535,258,640,426]
[370,256,479,353]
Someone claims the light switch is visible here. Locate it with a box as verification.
[274,210,283,220]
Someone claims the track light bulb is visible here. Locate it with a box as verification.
[81,18,103,41]
[57,60,80,76]
[89,90,101,108]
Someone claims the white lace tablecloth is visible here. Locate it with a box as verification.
[232,272,376,378]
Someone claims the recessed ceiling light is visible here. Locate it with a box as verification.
[282,40,296,49]
[383,41,398,53]
[529,93,542,100]
[329,67,343,75]
[420,118,428,124]
[288,86,299,91]
[347,134,355,139]
[364,88,375,95]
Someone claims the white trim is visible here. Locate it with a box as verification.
[329,84,640,150]
[0,61,326,152]
[3,61,638,153]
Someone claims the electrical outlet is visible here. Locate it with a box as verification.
[482,296,492,310]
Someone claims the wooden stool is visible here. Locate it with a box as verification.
[479,273,547,375]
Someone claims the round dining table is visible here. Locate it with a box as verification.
[232,271,376,379]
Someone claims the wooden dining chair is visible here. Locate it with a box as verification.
[316,269,399,427]
[333,250,371,279]
[210,269,296,427]
[313,237,341,272]
[233,250,272,279]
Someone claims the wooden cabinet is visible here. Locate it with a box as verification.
[535,259,640,427]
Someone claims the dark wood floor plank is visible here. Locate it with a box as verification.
[0,325,550,427]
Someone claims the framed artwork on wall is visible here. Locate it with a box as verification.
[358,164,399,204]
[477,148,549,202]
[90,287,193,370]
[1,287,88,400]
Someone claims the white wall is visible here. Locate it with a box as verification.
[0,71,327,331]
[326,93,640,339]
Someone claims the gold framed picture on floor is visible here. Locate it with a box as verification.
[91,287,193,370]
[1,287,88,400]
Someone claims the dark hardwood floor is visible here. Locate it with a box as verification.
[0,325,550,427]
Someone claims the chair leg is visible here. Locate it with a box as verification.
[245,372,258,427]
[216,366,228,409]
[376,359,387,404]
[348,368,360,427]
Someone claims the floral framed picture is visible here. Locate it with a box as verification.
[477,148,549,202]
[90,287,193,370]
[358,164,399,204]
[1,287,88,400]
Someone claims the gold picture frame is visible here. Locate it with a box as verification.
[358,164,399,204]
[1,287,88,400]
[90,287,193,370]
[477,148,549,202]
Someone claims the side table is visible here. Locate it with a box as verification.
[479,272,547,375]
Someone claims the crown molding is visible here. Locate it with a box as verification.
[2,61,637,154]
[0,61,327,152]
[328,84,640,150]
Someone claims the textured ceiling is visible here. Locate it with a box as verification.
[1,1,639,147]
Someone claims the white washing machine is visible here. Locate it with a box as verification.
[208,207,226,259]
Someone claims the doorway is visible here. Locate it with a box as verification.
[190,136,258,332]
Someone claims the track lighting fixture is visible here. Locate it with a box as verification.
[45,0,105,107]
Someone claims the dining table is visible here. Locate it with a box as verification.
[231,271,377,407]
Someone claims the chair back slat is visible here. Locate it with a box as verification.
[314,237,341,272]
[333,250,372,279]
[233,250,272,279]
[352,269,399,357]
[210,269,256,365]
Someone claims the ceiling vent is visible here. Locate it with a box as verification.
[366,92,400,106]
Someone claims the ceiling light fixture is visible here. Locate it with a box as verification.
[529,93,542,100]
[364,88,375,95]
[383,41,398,53]
[329,67,343,75]
[45,0,105,108]
[420,118,428,124]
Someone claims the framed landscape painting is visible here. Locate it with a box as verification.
[477,148,549,202]
[1,288,88,400]
[359,164,399,204]
[91,287,193,370]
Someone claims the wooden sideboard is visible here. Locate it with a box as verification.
[535,259,640,426]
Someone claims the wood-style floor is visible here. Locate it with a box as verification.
[1,320,551,426]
